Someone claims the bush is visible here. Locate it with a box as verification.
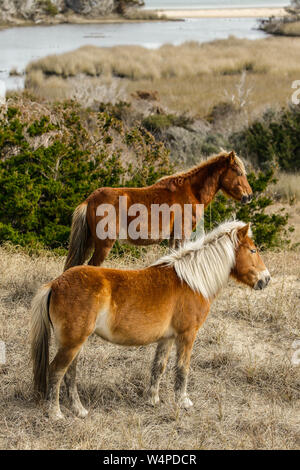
[0,98,171,252]
[231,106,300,170]
[43,0,58,16]
[142,113,194,136]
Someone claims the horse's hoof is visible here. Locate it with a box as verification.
[76,407,89,419]
[179,396,193,409]
[49,410,65,421]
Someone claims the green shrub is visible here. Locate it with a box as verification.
[27,115,57,136]
[42,0,58,16]
[231,106,300,170]
[142,113,194,136]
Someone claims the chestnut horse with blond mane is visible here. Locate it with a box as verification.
[31,220,270,420]
[64,151,253,270]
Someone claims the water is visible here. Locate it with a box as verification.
[144,0,289,9]
[0,2,281,91]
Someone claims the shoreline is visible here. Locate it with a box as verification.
[156,7,287,19]
[0,7,287,30]
[0,12,174,31]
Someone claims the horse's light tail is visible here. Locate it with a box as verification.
[30,285,52,399]
[64,202,89,271]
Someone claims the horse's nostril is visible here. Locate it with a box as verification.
[241,194,252,204]
[254,279,264,290]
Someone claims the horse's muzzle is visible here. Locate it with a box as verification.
[241,194,253,204]
[254,270,271,290]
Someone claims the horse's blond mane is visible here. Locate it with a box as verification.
[157,151,246,184]
[153,220,251,299]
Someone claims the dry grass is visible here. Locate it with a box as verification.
[0,243,299,450]
[262,19,300,37]
[280,21,300,36]
[268,173,300,204]
[123,10,166,21]
[25,36,300,116]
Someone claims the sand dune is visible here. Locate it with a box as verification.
[157,7,286,19]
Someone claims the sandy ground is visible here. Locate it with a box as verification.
[157,7,287,19]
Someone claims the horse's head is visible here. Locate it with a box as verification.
[220,151,253,204]
[231,224,270,290]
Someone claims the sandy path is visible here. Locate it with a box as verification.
[157,7,287,19]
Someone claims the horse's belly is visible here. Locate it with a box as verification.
[94,307,175,346]
[94,307,115,342]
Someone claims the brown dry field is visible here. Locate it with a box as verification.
[25,36,300,117]
[0,237,299,450]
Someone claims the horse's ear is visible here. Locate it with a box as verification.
[165,179,176,192]
[166,177,183,192]
[228,150,236,164]
[237,223,250,241]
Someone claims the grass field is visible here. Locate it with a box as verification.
[25,36,300,117]
[275,21,300,36]
[0,243,299,450]
[268,173,300,204]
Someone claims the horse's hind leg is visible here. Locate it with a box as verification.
[64,352,88,418]
[148,338,174,406]
[88,239,115,266]
[48,346,81,420]
[174,331,197,409]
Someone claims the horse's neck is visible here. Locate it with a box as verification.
[191,163,222,207]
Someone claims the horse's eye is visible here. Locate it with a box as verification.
[250,249,256,253]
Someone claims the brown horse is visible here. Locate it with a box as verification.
[64,151,253,270]
[31,220,270,420]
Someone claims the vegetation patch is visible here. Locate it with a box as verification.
[231,106,300,171]
[259,1,300,36]
[42,0,59,16]
[25,37,300,119]
[0,97,171,252]
[142,113,194,135]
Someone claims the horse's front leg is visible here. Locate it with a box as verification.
[174,330,197,409]
[148,338,174,406]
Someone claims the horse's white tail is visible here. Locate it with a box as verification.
[30,285,52,399]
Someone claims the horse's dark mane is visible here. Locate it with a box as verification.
[156,151,245,185]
